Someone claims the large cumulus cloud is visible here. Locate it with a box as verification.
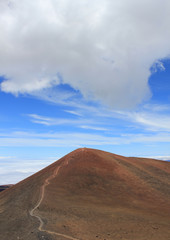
[0,0,170,108]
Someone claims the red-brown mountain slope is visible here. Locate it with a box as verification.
[0,148,170,240]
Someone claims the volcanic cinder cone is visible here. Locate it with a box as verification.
[0,148,170,240]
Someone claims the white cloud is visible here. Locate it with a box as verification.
[0,156,14,159]
[127,111,170,132]
[145,156,170,161]
[80,125,108,131]
[28,113,93,126]
[64,110,82,117]
[151,60,166,73]
[0,158,55,184]
[0,172,33,185]
[143,104,170,112]
[28,113,111,131]
[1,0,170,108]
[0,130,170,148]
[32,87,77,106]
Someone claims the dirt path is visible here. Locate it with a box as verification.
[30,159,79,240]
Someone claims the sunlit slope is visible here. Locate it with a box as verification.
[0,148,170,240]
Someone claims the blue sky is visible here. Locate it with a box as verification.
[0,0,170,184]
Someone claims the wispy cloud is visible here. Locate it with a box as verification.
[80,125,108,131]
[28,114,57,126]
[143,104,170,112]
[64,110,83,117]
[1,131,170,148]
[26,101,170,142]
[28,113,91,126]
[28,111,113,130]
[0,156,14,159]
[126,112,170,132]
[109,103,170,132]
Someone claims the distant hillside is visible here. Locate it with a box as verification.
[0,148,170,240]
[0,184,13,192]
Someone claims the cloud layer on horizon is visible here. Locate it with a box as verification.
[0,0,170,108]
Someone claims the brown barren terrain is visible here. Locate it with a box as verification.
[0,148,170,240]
